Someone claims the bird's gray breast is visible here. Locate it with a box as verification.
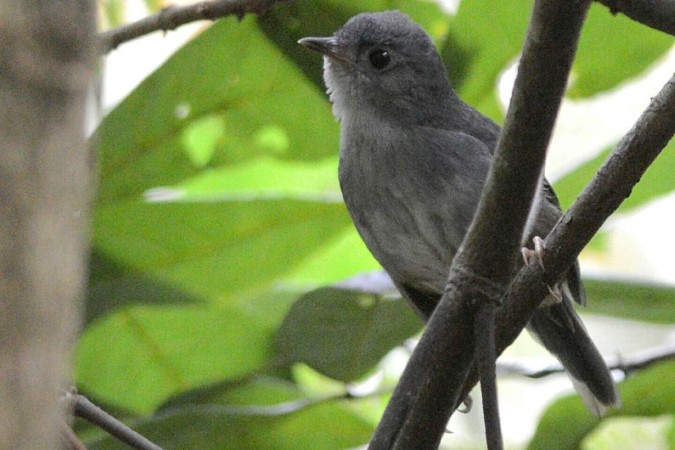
[338,117,487,294]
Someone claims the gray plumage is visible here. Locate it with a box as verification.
[300,10,619,415]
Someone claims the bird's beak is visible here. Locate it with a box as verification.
[298,37,349,62]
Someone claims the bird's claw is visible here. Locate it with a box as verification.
[522,237,564,304]
[545,284,563,304]
[457,394,473,413]
[521,236,546,271]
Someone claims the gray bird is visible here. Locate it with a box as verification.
[299,10,620,416]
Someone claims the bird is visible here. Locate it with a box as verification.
[298,10,620,416]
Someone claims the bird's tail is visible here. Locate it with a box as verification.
[526,301,621,416]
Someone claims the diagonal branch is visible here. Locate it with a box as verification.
[98,0,286,53]
[66,391,165,450]
[368,0,592,448]
[458,72,675,407]
[500,72,675,354]
[595,0,675,36]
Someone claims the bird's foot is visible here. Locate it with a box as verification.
[522,237,564,304]
[544,284,563,305]
[521,236,546,270]
[457,394,473,413]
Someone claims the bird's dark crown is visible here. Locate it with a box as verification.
[336,10,434,55]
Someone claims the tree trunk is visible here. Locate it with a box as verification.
[0,1,95,448]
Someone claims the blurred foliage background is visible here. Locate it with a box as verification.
[82,0,674,448]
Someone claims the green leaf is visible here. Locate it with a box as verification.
[85,250,201,324]
[581,415,674,450]
[583,278,675,324]
[569,3,674,98]
[554,140,675,213]
[142,0,162,12]
[528,360,675,450]
[77,285,303,415]
[90,198,351,314]
[76,304,280,413]
[94,15,338,205]
[99,0,125,28]
[175,156,341,200]
[84,377,373,450]
[275,285,422,382]
[82,195,353,412]
[441,0,533,121]
[284,227,381,285]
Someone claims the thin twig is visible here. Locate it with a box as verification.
[98,0,285,53]
[110,343,675,430]
[595,0,675,36]
[155,386,392,420]
[498,342,675,378]
[65,391,165,450]
[142,344,675,430]
[61,421,89,450]
[475,302,503,450]
[150,344,675,421]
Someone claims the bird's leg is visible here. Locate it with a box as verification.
[521,236,546,270]
[521,236,562,304]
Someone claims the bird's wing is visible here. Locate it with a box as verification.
[392,279,440,320]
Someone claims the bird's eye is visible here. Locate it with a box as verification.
[369,49,391,69]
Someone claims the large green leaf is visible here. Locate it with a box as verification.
[82,196,352,412]
[581,415,674,450]
[443,0,672,117]
[583,278,675,324]
[174,156,341,199]
[275,283,422,382]
[554,140,675,213]
[570,3,674,98]
[442,0,532,120]
[284,227,381,284]
[77,286,305,414]
[99,0,125,28]
[95,15,337,205]
[76,304,277,413]
[528,360,675,450]
[85,250,201,324]
[89,198,351,314]
[84,377,373,450]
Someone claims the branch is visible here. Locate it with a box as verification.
[369,1,591,449]
[475,302,502,449]
[458,72,675,405]
[61,422,89,450]
[595,0,675,36]
[156,386,392,419]
[66,391,165,450]
[98,0,286,53]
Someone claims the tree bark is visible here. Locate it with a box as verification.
[0,1,95,449]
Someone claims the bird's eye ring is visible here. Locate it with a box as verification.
[369,49,391,70]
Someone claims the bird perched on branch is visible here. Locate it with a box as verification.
[299,10,619,416]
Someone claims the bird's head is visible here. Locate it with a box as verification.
[299,11,454,125]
